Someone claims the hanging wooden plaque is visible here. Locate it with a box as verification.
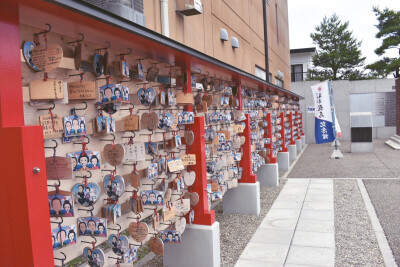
[30,79,64,100]
[103,144,125,166]
[181,154,196,166]
[67,80,97,100]
[162,205,175,222]
[124,115,139,131]
[129,222,149,242]
[39,113,64,139]
[45,156,73,180]
[176,93,194,105]
[149,236,164,255]
[184,130,195,146]
[31,44,63,72]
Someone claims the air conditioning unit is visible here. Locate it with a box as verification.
[176,0,203,16]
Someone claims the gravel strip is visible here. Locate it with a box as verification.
[334,179,385,266]
[288,140,398,178]
[140,179,287,267]
[363,179,400,266]
[215,179,287,267]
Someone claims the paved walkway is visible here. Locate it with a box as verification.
[236,178,335,267]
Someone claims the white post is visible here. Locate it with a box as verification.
[160,0,170,37]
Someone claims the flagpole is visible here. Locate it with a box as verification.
[329,81,343,159]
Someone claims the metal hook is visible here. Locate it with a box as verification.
[121,131,136,139]
[73,135,90,144]
[47,179,61,188]
[95,41,111,52]
[44,139,58,149]
[127,213,142,220]
[34,23,52,36]
[78,205,94,216]
[107,223,122,232]
[69,67,86,77]
[54,252,67,262]
[100,133,115,142]
[81,235,97,245]
[67,33,85,45]
[37,101,55,111]
[120,48,132,56]
[73,102,88,111]
[50,216,64,225]
[75,170,92,179]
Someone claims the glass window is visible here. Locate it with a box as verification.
[291,64,303,82]
[275,77,283,87]
[81,0,145,26]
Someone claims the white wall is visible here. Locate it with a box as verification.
[290,52,314,80]
[291,79,397,143]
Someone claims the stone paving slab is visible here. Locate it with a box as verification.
[236,178,336,267]
[288,140,399,178]
[363,179,400,266]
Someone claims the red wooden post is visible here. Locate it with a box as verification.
[280,112,288,152]
[239,114,257,183]
[0,1,54,266]
[265,113,277,163]
[186,116,215,225]
[289,112,295,145]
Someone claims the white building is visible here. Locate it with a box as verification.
[290,47,316,82]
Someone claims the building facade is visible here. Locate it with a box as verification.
[290,47,316,82]
[84,0,291,90]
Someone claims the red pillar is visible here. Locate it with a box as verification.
[280,112,288,152]
[0,1,54,266]
[186,116,215,225]
[265,113,277,163]
[239,114,257,183]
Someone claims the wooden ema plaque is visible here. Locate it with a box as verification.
[67,80,97,100]
[31,44,63,72]
[162,205,175,222]
[123,115,139,131]
[39,113,64,139]
[149,236,164,255]
[30,79,64,100]
[181,154,196,166]
[103,144,124,166]
[45,156,73,180]
[129,222,149,242]
[176,92,194,105]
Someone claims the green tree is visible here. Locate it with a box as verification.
[308,14,366,80]
[366,7,400,78]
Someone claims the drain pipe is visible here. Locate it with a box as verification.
[263,0,269,82]
[160,0,170,37]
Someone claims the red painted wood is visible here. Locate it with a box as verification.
[0,1,24,127]
[186,116,215,226]
[289,112,295,145]
[0,2,53,266]
[265,113,277,164]
[239,114,257,183]
[280,113,288,152]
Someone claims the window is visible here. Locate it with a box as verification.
[81,0,145,26]
[275,77,283,87]
[291,64,303,82]
[255,65,266,80]
[269,73,272,83]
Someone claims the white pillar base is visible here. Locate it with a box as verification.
[301,135,306,147]
[295,139,302,154]
[288,144,297,161]
[256,163,279,187]
[223,182,260,216]
[163,222,220,267]
[277,152,289,171]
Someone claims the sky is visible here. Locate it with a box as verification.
[288,0,400,66]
